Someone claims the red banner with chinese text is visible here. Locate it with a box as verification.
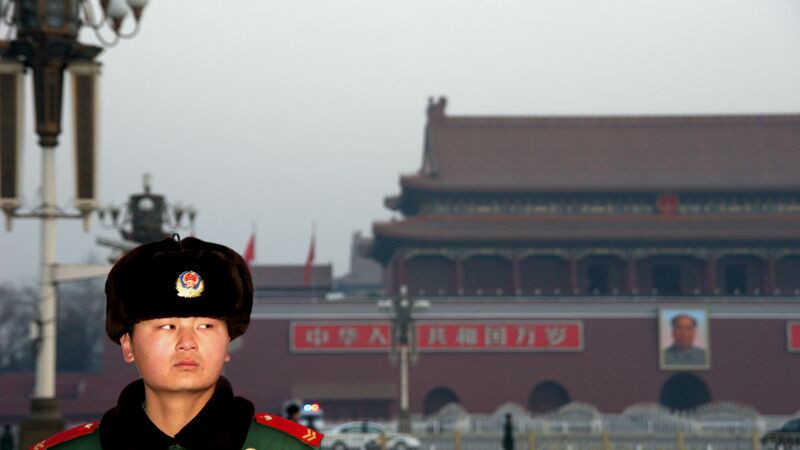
[291,322,391,352]
[290,321,583,352]
[417,321,582,352]
[788,321,800,352]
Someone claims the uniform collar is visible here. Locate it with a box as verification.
[99,376,254,450]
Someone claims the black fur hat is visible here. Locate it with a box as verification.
[105,236,253,344]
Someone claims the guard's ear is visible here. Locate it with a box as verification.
[120,333,135,363]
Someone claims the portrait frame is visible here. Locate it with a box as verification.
[658,308,710,371]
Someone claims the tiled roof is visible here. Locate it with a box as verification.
[373,214,800,242]
[250,265,332,289]
[335,232,382,285]
[406,98,800,193]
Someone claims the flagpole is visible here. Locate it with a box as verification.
[243,222,256,268]
[304,221,316,301]
[311,222,316,301]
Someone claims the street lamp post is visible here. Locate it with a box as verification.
[378,286,430,433]
[97,173,197,250]
[0,1,149,447]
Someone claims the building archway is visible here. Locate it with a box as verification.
[578,255,625,295]
[638,255,705,296]
[520,255,569,295]
[659,373,710,411]
[776,255,800,294]
[528,381,570,414]
[405,255,457,296]
[463,255,513,295]
[717,255,765,295]
[423,386,460,415]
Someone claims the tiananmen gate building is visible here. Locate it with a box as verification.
[3,98,800,425]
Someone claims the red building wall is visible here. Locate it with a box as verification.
[225,315,800,416]
[3,309,799,424]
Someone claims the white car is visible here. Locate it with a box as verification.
[322,421,421,450]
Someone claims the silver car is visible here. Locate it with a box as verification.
[322,421,421,450]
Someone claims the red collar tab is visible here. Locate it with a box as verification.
[254,413,324,448]
[30,422,99,450]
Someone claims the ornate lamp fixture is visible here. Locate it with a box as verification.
[98,173,197,245]
[378,286,430,433]
[0,1,150,447]
[0,0,150,225]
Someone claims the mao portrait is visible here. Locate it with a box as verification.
[659,308,710,370]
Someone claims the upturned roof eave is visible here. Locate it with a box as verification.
[371,214,800,243]
[433,111,800,128]
[398,175,800,195]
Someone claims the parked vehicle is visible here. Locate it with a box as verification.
[321,421,420,450]
[761,418,800,448]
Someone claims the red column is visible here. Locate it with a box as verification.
[512,257,522,295]
[384,258,393,295]
[705,255,717,295]
[396,256,408,294]
[569,256,579,295]
[627,256,638,295]
[767,255,776,296]
[455,258,464,295]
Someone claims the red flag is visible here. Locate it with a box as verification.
[243,232,255,267]
[303,232,315,286]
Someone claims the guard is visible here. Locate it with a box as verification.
[32,236,323,450]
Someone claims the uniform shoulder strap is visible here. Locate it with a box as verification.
[253,412,324,448]
[30,422,99,450]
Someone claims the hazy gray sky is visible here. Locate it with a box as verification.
[2,0,800,286]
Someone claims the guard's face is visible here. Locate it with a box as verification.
[671,316,696,349]
[120,317,231,396]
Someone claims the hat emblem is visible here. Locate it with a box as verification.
[176,271,205,298]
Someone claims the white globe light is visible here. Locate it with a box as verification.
[138,197,155,212]
[107,0,129,19]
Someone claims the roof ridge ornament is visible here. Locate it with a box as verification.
[427,96,447,121]
[422,96,447,177]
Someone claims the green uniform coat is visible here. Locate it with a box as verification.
[31,378,321,450]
